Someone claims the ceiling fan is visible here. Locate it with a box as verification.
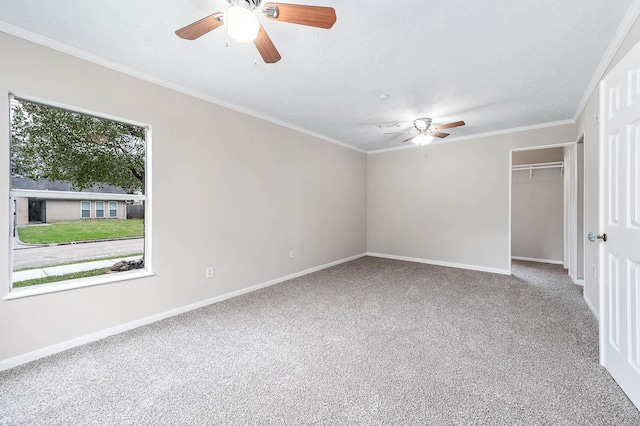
[385,118,465,145]
[175,0,337,64]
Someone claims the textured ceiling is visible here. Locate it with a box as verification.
[0,0,636,152]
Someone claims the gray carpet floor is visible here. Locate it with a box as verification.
[1,257,639,425]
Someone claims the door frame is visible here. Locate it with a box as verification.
[27,198,46,224]
[508,141,580,275]
[568,135,586,286]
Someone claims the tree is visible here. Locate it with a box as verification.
[10,98,145,194]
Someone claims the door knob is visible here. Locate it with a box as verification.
[588,231,607,242]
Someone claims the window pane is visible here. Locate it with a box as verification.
[12,197,144,288]
[81,201,90,218]
[10,98,145,196]
[108,201,117,218]
[10,96,148,290]
[95,201,104,218]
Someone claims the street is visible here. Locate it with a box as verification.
[13,238,144,269]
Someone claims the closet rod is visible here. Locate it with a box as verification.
[512,161,564,178]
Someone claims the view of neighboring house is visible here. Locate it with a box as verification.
[11,177,128,225]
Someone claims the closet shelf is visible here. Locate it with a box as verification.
[512,161,564,178]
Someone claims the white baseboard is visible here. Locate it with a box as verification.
[0,252,367,372]
[584,292,599,322]
[511,256,564,265]
[367,252,511,275]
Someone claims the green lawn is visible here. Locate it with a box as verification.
[13,268,106,288]
[18,219,143,244]
[14,254,144,272]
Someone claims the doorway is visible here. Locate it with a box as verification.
[510,142,585,283]
[511,147,566,265]
[28,198,45,223]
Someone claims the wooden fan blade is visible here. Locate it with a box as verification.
[430,131,449,138]
[433,120,465,130]
[264,3,336,29]
[175,12,224,40]
[254,25,281,63]
[401,135,416,143]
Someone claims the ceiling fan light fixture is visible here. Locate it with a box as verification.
[225,5,260,42]
[413,132,434,146]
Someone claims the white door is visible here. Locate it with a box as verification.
[599,39,640,409]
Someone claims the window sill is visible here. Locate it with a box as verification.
[4,270,154,300]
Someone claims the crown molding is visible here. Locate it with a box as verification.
[573,0,640,120]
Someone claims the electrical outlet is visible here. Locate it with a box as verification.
[289,250,295,259]
[205,266,214,279]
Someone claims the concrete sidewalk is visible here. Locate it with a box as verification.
[13,255,143,282]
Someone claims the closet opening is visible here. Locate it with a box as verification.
[510,147,566,269]
[509,142,584,285]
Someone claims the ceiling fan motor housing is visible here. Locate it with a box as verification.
[230,0,261,7]
[414,118,432,130]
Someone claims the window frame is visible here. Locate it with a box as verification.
[7,93,153,299]
[95,201,105,219]
[108,201,118,218]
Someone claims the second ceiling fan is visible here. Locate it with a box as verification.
[175,0,337,64]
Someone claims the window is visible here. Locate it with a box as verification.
[81,201,91,218]
[95,201,105,218]
[9,94,151,297]
[108,201,118,218]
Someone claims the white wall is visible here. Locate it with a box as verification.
[511,168,564,263]
[0,32,367,363]
[367,124,576,274]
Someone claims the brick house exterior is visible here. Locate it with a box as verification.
[12,177,128,225]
